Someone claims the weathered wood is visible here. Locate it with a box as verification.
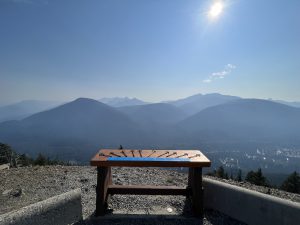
[95,167,110,216]
[108,167,112,185]
[189,167,203,217]
[108,185,190,196]
[188,167,193,187]
[91,149,211,167]
[91,149,210,217]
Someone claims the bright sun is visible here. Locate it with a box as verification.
[209,1,224,19]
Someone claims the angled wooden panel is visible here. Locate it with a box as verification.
[91,149,211,167]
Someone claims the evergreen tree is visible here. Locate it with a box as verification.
[19,154,33,166]
[245,168,268,186]
[216,166,225,178]
[236,169,242,182]
[281,171,300,194]
[1,143,68,167]
[224,172,229,180]
[34,153,48,166]
[0,143,18,167]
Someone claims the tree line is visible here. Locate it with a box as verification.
[1,142,299,194]
[207,166,300,194]
[0,142,71,167]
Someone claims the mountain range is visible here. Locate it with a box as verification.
[0,100,61,123]
[1,94,299,123]
[167,93,240,116]
[0,98,145,160]
[272,100,300,108]
[119,103,187,125]
[99,97,148,107]
[0,93,300,162]
[177,99,300,144]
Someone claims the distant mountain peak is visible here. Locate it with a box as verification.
[0,100,62,122]
[168,92,241,116]
[73,97,99,103]
[98,97,148,107]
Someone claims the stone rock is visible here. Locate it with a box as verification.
[2,189,12,196]
[167,207,173,213]
[11,188,23,197]
[79,178,89,183]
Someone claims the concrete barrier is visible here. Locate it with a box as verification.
[0,189,82,225]
[203,178,300,225]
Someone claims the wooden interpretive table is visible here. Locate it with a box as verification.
[90,149,211,217]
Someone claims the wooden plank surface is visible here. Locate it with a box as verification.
[108,185,189,195]
[189,167,204,217]
[90,149,211,167]
[95,167,110,216]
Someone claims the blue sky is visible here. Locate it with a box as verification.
[0,0,299,104]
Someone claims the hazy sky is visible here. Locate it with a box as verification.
[0,0,299,104]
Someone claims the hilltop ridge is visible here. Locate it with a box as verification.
[0,97,300,162]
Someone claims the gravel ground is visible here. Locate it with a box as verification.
[1,166,299,224]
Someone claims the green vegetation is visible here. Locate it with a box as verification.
[207,166,229,179]
[18,154,34,166]
[281,171,300,194]
[0,142,70,167]
[216,166,225,178]
[236,169,242,182]
[33,153,70,166]
[207,167,269,187]
[245,168,269,187]
[208,167,300,194]
[0,143,19,167]
[1,142,299,195]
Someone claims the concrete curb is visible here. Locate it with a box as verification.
[0,188,82,225]
[203,178,300,225]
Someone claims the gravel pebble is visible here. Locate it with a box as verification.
[1,166,297,224]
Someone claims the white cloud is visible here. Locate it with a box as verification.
[226,64,236,69]
[203,64,236,83]
[203,79,212,83]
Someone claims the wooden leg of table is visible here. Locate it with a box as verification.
[188,167,193,188]
[96,167,109,216]
[188,167,203,218]
[105,167,112,209]
[108,167,112,185]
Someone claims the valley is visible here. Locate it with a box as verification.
[0,93,300,186]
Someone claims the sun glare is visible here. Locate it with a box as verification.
[209,1,224,19]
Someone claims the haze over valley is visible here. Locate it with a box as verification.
[0,93,299,184]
